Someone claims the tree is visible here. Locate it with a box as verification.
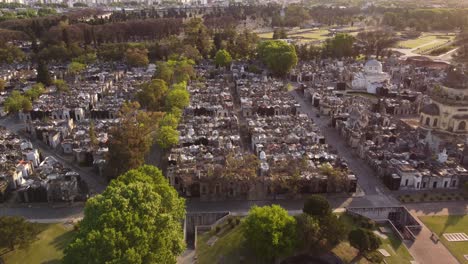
[154,61,174,83]
[0,43,25,64]
[295,214,320,253]
[0,78,5,92]
[125,47,149,68]
[184,18,212,57]
[63,165,186,264]
[105,102,163,179]
[68,61,86,75]
[156,126,179,149]
[303,195,331,218]
[323,33,355,58]
[165,86,190,110]
[22,99,32,112]
[257,40,298,76]
[356,30,397,58]
[318,214,347,250]
[4,91,28,113]
[24,83,45,100]
[36,60,52,86]
[242,205,296,261]
[348,228,381,255]
[273,28,287,39]
[159,113,179,129]
[215,49,232,68]
[136,79,168,111]
[54,79,70,93]
[0,216,40,250]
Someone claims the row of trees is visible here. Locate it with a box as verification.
[63,165,186,264]
[3,83,45,113]
[105,57,193,179]
[383,9,468,31]
[294,30,398,62]
[242,195,382,262]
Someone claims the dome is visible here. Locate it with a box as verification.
[421,103,440,116]
[365,59,382,68]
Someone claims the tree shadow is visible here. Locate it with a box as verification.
[41,260,61,264]
[441,215,463,234]
[49,230,75,251]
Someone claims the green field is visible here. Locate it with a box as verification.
[420,215,468,264]
[1,223,75,264]
[196,220,260,264]
[197,214,414,264]
[397,33,456,49]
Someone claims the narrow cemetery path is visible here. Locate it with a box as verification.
[290,90,397,205]
[229,80,251,152]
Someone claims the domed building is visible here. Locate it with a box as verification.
[351,59,391,94]
[420,66,468,134]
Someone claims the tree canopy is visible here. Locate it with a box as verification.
[215,49,232,68]
[165,85,190,111]
[348,228,381,254]
[125,47,149,68]
[63,165,186,264]
[303,195,331,218]
[257,40,298,76]
[323,33,355,58]
[156,126,179,149]
[137,79,169,111]
[105,102,163,179]
[0,216,40,250]
[242,205,297,261]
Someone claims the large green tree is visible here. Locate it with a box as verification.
[257,40,298,76]
[137,79,169,111]
[184,18,212,57]
[348,228,381,255]
[295,214,320,253]
[215,49,232,68]
[105,102,163,179]
[165,86,190,110]
[36,60,52,86]
[0,216,40,250]
[303,195,331,218]
[242,205,297,261]
[63,165,186,264]
[156,126,179,149]
[323,33,355,58]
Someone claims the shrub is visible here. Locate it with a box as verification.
[228,218,233,225]
[236,218,241,225]
[215,226,221,233]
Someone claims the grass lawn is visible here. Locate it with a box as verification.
[420,215,468,264]
[1,223,75,264]
[397,35,439,49]
[257,32,273,39]
[197,214,414,264]
[397,33,456,49]
[335,214,414,264]
[289,29,330,41]
[196,221,262,264]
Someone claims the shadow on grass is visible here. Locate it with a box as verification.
[41,260,61,264]
[442,216,462,234]
[50,230,75,251]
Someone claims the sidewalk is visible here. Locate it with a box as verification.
[405,213,460,264]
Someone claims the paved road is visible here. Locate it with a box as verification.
[290,90,399,205]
